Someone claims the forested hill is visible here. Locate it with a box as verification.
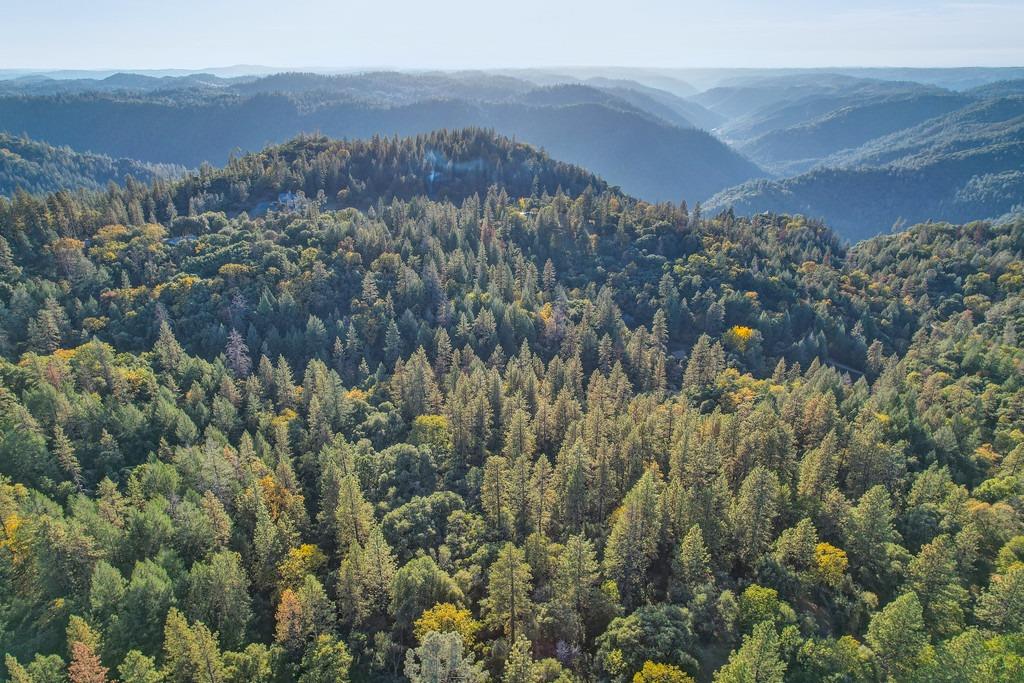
[0,132,182,196]
[0,89,761,202]
[0,129,608,232]
[1,131,1024,683]
[705,96,1024,241]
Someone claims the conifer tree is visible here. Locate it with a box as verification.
[866,593,927,681]
[482,543,534,644]
[481,455,511,537]
[53,425,84,491]
[68,640,108,683]
[404,630,486,683]
[730,467,781,568]
[604,468,663,609]
[674,525,713,601]
[713,622,786,683]
[550,534,600,644]
[225,329,251,377]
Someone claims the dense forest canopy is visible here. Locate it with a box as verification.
[0,133,181,196]
[0,129,1023,683]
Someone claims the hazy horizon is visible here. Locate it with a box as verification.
[4,0,1024,71]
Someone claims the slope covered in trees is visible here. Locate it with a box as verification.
[1,130,1023,683]
[706,96,1024,240]
[0,132,181,196]
[712,78,946,145]
[0,77,761,202]
[737,92,972,175]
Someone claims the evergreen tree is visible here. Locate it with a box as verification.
[713,622,786,683]
[730,467,781,568]
[550,534,600,644]
[298,635,352,683]
[53,424,84,491]
[482,543,534,644]
[604,468,664,609]
[865,593,927,681]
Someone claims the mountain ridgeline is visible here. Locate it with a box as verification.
[0,76,760,203]
[706,95,1024,240]
[1,129,1024,683]
[2,68,1023,240]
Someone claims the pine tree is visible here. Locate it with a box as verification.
[154,320,185,371]
[358,526,398,621]
[185,551,253,650]
[0,235,21,280]
[335,474,374,548]
[844,485,898,592]
[433,328,454,377]
[4,655,32,683]
[482,543,534,643]
[796,430,840,508]
[906,535,968,637]
[481,455,511,537]
[384,319,403,366]
[225,329,252,377]
[117,651,162,683]
[683,334,724,396]
[866,593,927,681]
[66,615,102,660]
[273,355,297,409]
[298,635,352,683]
[53,425,84,491]
[28,305,63,353]
[976,565,1024,632]
[713,622,785,683]
[164,608,226,683]
[394,348,441,420]
[503,635,535,683]
[550,534,600,644]
[604,468,663,609]
[674,525,713,601]
[68,640,108,683]
[275,575,335,654]
[502,408,536,461]
[528,456,555,536]
[542,259,556,293]
[730,467,781,568]
[404,630,486,683]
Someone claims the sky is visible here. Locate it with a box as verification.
[2,0,1023,70]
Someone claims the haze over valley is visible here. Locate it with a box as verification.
[2,66,1022,240]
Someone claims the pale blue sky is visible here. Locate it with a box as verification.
[3,0,1023,69]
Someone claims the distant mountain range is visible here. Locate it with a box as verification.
[0,72,761,203]
[0,67,1022,241]
[734,92,973,175]
[705,96,1024,240]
